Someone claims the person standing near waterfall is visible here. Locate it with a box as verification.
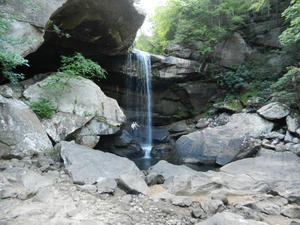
[131,121,140,135]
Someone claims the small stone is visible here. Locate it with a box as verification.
[145,173,165,186]
[0,85,13,98]
[282,205,300,218]
[287,115,299,133]
[291,144,300,156]
[77,184,97,194]
[66,208,81,218]
[211,194,229,205]
[171,196,193,207]
[118,174,149,195]
[262,132,285,140]
[196,118,209,129]
[262,139,275,150]
[285,131,294,143]
[272,138,280,145]
[191,208,205,218]
[293,138,300,144]
[285,143,294,151]
[275,143,287,152]
[291,221,300,225]
[96,177,117,194]
[201,200,226,216]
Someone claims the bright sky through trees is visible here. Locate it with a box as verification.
[138,0,166,35]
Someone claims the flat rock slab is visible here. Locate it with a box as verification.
[196,212,269,225]
[221,149,300,184]
[57,141,143,184]
[0,168,56,199]
[257,102,290,120]
[149,160,198,180]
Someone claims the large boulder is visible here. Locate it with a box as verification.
[0,0,66,56]
[57,141,143,184]
[1,0,144,57]
[174,113,273,165]
[257,102,290,120]
[23,75,126,148]
[214,32,253,67]
[0,95,53,159]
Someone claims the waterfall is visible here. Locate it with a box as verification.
[126,50,153,158]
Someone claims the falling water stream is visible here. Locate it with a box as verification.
[126,50,154,164]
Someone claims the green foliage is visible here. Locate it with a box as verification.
[250,0,271,12]
[279,0,300,46]
[0,14,29,84]
[59,52,107,80]
[221,65,252,93]
[41,73,73,90]
[47,20,71,39]
[30,98,58,118]
[271,66,300,107]
[0,48,28,84]
[145,0,251,54]
[240,89,259,104]
[24,0,42,12]
[135,32,156,53]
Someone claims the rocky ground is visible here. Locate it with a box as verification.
[0,158,193,225]
[1,145,300,225]
[1,74,300,225]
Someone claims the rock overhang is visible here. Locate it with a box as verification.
[44,0,145,56]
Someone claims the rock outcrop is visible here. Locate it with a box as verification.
[151,54,201,80]
[174,113,273,165]
[0,95,53,159]
[214,32,253,67]
[0,0,66,56]
[23,74,126,148]
[45,0,145,56]
[1,0,144,57]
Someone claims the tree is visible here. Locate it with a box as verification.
[279,0,300,46]
[148,0,251,55]
[272,0,300,109]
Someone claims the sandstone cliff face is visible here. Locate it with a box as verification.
[0,0,145,57]
[45,0,145,56]
[0,0,66,56]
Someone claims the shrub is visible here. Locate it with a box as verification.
[0,14,29,84]
[271,66,300,108]
[221,65,252,93]
[30,98,58,118]
[59,52,107,80]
